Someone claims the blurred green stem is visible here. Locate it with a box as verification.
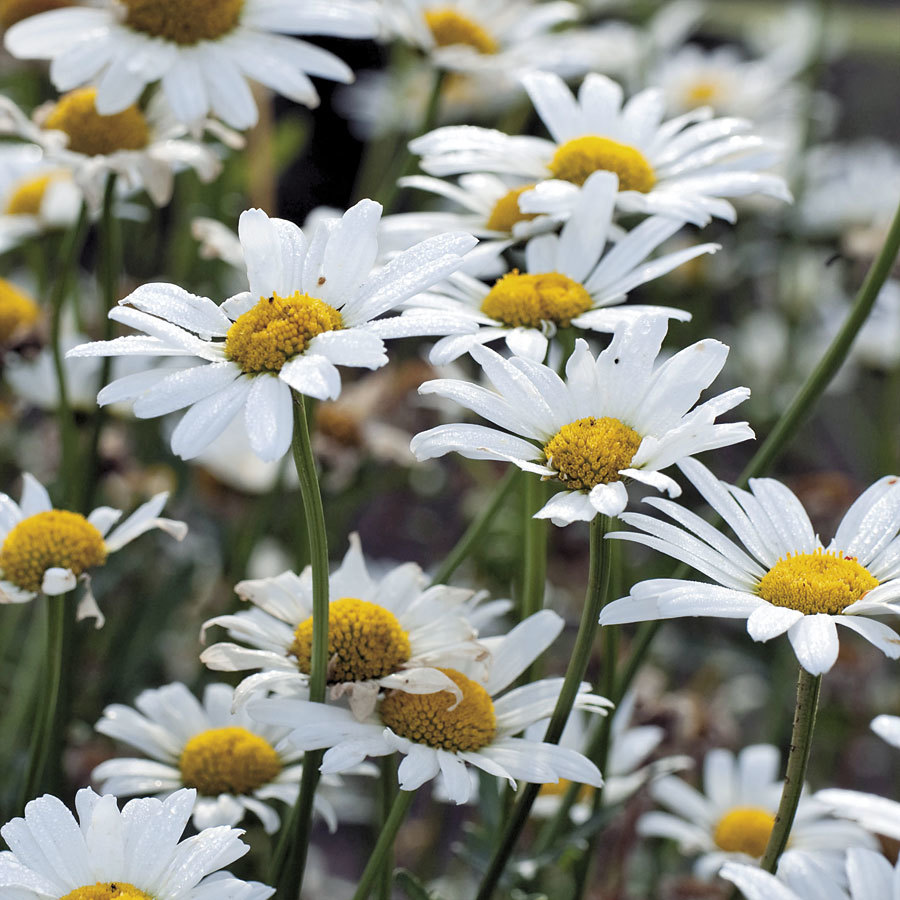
[520,476,547,620]
[352,789,416,900]
[376,756,398,900]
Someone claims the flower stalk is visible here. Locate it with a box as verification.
[352,789,416,900]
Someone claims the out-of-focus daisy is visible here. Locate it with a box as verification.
[411,317,753,524]
[0,89,223,208]
[599,461,900,676]
[722,847,898,900]
[249,609,611,804]
[67,203,477,462]
[4,0,379,130]
[0,277,40,345]
[0,472,186,625]
[91,681,345,834]
[202,533,487,718]
[413,171,717,363]
[0,786,273,898]
[0,0,73,29]
[871,714,900,748]
[411,70,792,226]
[0,143,81,253]
[637,744,877,880]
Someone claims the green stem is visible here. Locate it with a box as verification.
[760,668,822,873]
[376,756,398,900]
[474,515,613,900]
[429,467,519,586]
[520,475,547,622]
[739,199,900,485]
[352,789,416,900]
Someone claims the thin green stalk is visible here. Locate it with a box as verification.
[474,515,613,900]
[520,476,547,621]
[430,467,519,586]
[271,394,330,898]
[376,756,398,900]
[760,668,822,873]
[352,790,416,900]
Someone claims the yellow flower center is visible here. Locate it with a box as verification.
[0,278,41,342]
[548,136,657,192]
[5,172,59,216]
[380,667,496,752]
[289,597,412,683]
[757,549,879,616]
[44,88,150,156]
[179,726,282,795]
[713,807,776,858]
[685,81,720,106]
[0,0,71,29]
[59,884,152,900]
[316,404,363,447]
[481,270,593,329]
[0,510,107,593]
[225,291,343,375]
[121,0,244,44]
[538,778,594,801]
[485,185,538,232]
[544,417,643,491]
[424,8,498,54]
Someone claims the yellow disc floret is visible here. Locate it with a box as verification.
[290,597,412,683]
[424,8,498,54]
[548,136,657,192]
[59,883,152,900]
[685,81,720,106]
[225,292,343,375]
[316,404,363,447]
[0,0,71,29]
[481,270,593,329]
[713,807,776,858]
[758,549,879,616]
[544,417,643,491]
[5,172,64,216]
[0,278,41,342]
[380,667,496,752]
[485,185,538,232]
[44,88,150,156]
[121,0,244,44]
[179,726,281,795]
[0,510,107,593]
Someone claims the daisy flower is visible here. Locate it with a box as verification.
[411,316,753,525]
[248,609,611,804]
[3,0,379,130]
[0,472,187,626]
[0,88,224,208]
[202,533,488,718]
[637,744,877,880]
[0,786,273,899]
[66,203,477,462]
[0,143,82,254]
[599,461,900,676]
[0,0,74,29]
[0,277,41,345]
[410,70,792,226]
[413,170,718,364]
[91,681,351,834]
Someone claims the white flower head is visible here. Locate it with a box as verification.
[202,533,489,719]
[600,462,900,676]
[91,681,351,834]
[411,70,793,226]
[3,0,380,130]
[0,786,273,899]
[247,609,612,804]
[0,473,187,626]
[67,203,478,462]
[638,744,877,880]
[413,170,719,364]
[411,316,754,525]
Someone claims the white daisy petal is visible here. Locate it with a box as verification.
[787,615,840,675]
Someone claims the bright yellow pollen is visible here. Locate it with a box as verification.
[121,0,243,44]
[481,270,593,329]
[0,278,41,342]
[59,883,152,900]
[485,185,538,232]
[424,8,498,54]
[0,510,107,593]
[179,726,281,795]
[758,549,879,616]
[5,172,61,216]
[316,404,363,447]
[290,597,411,683]
[380,667,496,752]
[548,136,657,192]
[544,417,642,491]
[44,88,150,156]
[713,807,776,858]
[224,291,343,375]
[0,0,71,29]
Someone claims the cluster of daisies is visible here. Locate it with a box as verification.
[0,0,896,898]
